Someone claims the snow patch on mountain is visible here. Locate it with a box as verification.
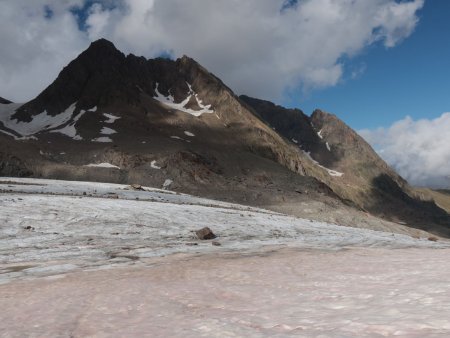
[85,163,120,169]
[0,128,37,141]
[163,179,173,189]
[170,135,190,143]
[92,136,113,143]
[0,102,77,137]
[154,83,214,117]
[103,113,120,124]
[50,109,85,140]
[100,127,116,135]
[303,150,343,177]
[151,160,161,169]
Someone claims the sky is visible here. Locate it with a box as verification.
[0,0,449,187]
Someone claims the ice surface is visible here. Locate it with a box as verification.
[1,247,450,337]
[153,82,214,117]
[0,177,447,285]
[292,138,298,144]
[317,129,323,139]
[326,141,331,151]
[184,131,195,137]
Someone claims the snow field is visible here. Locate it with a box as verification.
[0,178,447,284]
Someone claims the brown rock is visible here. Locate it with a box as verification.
[212,241,221,246]
[195,227,216,240]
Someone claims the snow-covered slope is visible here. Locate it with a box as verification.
[1,178,447,284]
[2,178,450,337]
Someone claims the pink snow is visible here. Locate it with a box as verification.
[1,248,450,337]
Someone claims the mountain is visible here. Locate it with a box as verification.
[416,188,450,214]
[0,97,11,104]
[241,96,450,234]
[0,39,448,236]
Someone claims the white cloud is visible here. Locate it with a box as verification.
[0,0,424,102]
[359,113,450,188]
[0,0,89,102]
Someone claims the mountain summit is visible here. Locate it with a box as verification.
[0,39,448,236]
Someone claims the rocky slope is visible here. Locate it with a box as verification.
[241,96,450,234]
[0,39,449,236]
[416,188,450,214]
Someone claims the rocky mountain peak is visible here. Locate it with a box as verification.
[87,38,120,53]
[13,39,220,121]
[76,38,125,68]
[12,39,129,120]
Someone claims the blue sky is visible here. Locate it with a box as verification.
[291,0,450,130]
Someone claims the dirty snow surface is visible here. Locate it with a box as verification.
[1,178,450,337]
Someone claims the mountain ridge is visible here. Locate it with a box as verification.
[0,97,11,104]
[0,38,448,236]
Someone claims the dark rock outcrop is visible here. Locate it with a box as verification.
[0,97,12,104]
[0,152,32,177]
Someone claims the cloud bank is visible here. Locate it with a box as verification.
[0,0,424,102]
[360,113,450,188]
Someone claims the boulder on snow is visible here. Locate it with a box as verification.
[195,227,216,240]
[130,184,144,191]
